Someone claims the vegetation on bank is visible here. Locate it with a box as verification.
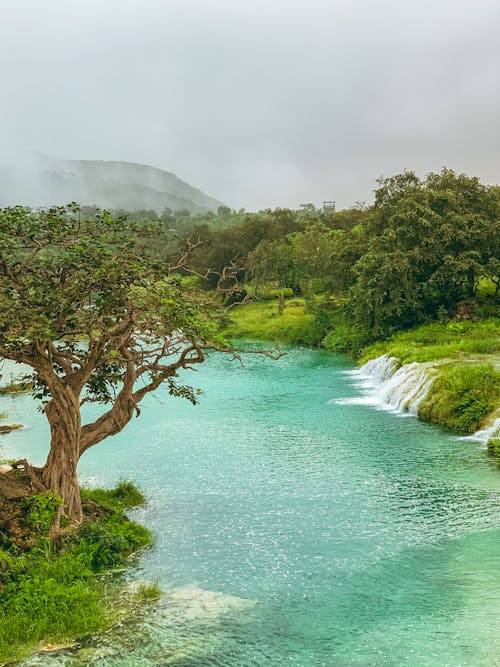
[419,363,499,434]
[224,298,313,345]
[223,299,500,435]
[0,166,498,662]
[0,480,152,664]
[360,318,500,364]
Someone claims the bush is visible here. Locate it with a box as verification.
[24,490,62,534]
[360,318,500,364]
[80,480,146,511]
[419,364,500,433]
[0,481,152,664]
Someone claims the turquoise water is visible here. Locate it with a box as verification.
[3,349,500,666]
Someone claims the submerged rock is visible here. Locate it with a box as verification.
[165,587,255,621]
[0,423,23,434]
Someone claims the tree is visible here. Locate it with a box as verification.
[350,169,499,334]
[0,205,222,529]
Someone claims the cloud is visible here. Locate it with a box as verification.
[1,0,499,209]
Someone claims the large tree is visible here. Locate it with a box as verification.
[0,205,223,528]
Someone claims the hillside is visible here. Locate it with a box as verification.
[0,156,224,214]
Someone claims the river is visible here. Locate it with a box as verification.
[2,349,500,666]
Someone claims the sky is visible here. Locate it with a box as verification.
[1,0,500,211]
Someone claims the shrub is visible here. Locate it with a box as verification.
[0,481,153,664]
[24,490,62,534]
[419,364,500,433]
[81,480,146,511]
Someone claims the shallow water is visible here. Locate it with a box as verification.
[3,349,500,667]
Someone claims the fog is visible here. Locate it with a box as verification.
[1,0,499,210]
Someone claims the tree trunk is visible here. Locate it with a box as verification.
[41,393,82,528]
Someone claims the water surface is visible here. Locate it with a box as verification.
[3,349,500,666]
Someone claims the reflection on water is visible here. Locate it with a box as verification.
[4,349,500,666]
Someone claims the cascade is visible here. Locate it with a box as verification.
[337,354,436,416]
[342,354,498,445]
[461,416,500,445]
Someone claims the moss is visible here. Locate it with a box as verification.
[419,364,500,434]
[0,481,152,664]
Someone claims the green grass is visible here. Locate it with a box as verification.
[224,298,314,345]
[360,318,500,364]
[133,580,162,602]
[80,480,146,511]
[419,363,500,434]
[0,380,34,394]
[0,481,152,664]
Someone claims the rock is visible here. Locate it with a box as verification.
[0,464,13,474]
[38,641,78,653]
[0,423,23,434]
[165,587,255,621]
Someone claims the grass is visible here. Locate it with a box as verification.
[0,380,34,394]
[133,580,162,602]
[0,481,152,664]
[359,318,500,364]
[80,480,146,511]
[224,298,314,345]
[356,319,500,434]
[419,363,500,434]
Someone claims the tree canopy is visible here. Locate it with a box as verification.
[0,204,220,526]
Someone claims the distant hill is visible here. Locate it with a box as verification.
[0,156,224,214]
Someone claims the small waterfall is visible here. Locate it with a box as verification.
[376,362,436,416]
[336,354,436,416]
[360,354,400,384]
[460,416,500,445]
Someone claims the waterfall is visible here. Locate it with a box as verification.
[335,354,436,417]
[460,416,500,445]
[338,354,498,445]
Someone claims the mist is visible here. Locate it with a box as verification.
[1,0,499,210]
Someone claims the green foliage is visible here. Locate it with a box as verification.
[487,438,500,458]
[0,482,152,664]
[253,286,294,301]
[133,581,162,602]
[24,491,62,534]
[224,298,314,345]
[80,480,146,511]
[0,205,220,410]
[77,514,152,572]
[360,318,500,364]
[322,318,372,356]
[349,169,499,335]
[0,380,34,394]
[419,364,500,433]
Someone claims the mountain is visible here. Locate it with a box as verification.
[0,156,224,214]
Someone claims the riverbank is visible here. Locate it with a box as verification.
[224,298,500,446]
[0,479,153,664]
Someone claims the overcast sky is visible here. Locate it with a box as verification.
[1,0,500,210]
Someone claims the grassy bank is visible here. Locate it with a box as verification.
[0,481,152,664]
[224,298,314,345]
[224,301,500,437]
[359,319,500,365]
[359,319,500,436]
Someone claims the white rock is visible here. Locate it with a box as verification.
[0,464,13,474]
